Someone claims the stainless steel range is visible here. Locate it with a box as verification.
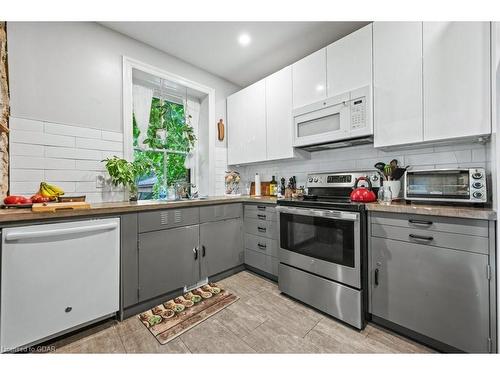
[276,170,381,329]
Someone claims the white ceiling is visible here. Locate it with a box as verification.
[100,21,370,87]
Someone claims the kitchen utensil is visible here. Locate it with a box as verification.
[350,177,377,203]
[384,164,392,180]
[57,195,86,203]
[374,162,385,173]
[391,166,409,181]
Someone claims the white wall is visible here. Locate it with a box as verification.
[7,22,239,201]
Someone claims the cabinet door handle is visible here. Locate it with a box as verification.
[193,247,198,260]
[257,206,266,211]
[257,214,267,220]
[257,243,267,250]
[257,226,267,233]
[202,245,206,257]
[409,219,433,226]
[374,269,379,286]
[409,234,434,241]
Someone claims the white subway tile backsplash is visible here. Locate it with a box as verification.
[9,117,43,132]
[75,160,105,171]
[10,156,74,170]
[101,130,123,142]
[10,169,44,182]
[10,130,75,147]
[234,141,489,190]
[9,119,125,202]
[472,148,487,162]
[75,181,99,192]
[75,138,123,152]
[45,146,102,160]
[10,142,45,157]
[44,122,102,139]
[10,181,40,194]
[44,170,97,182]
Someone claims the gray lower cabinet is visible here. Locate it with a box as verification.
[370,212,495,353]
[138,225,199,302]
[200,218,243,278]
[121,213,139,308]
[243,203,278,277]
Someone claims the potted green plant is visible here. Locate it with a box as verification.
[102,157,152,201]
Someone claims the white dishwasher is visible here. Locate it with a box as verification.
[1,218,120,352]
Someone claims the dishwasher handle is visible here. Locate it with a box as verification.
[4,222,118,241]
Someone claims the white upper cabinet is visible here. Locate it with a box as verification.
[227,79,266,165]
[373,22,424,148]
[327,23,373,97]
[266,66,294,161]
[423,22,491,141]
[292,48,327,108]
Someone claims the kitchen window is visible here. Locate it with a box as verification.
[133,96,195,200]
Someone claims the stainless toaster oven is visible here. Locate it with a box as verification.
[404,168,487,203]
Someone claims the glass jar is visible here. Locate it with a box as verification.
[378,185,393,205]
[224,171,241,196]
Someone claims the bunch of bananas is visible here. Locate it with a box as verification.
[39,182,65,199]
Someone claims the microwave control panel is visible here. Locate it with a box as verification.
[350,97,366,130]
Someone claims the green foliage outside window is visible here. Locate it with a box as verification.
[133,98,196,198]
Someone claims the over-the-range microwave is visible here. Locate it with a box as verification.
[292,86,372,150]
[404,168,488,204]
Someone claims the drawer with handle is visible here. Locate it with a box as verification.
[244,248,278,276]
[371,223,489,255]
[370,212,488,237]
[244,207,277,222]
[244,204,276,214]
[244,233,278,257]
[244,218,278,239]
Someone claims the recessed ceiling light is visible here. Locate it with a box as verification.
[238,33,251,46]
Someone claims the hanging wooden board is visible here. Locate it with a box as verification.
[217,119,225,141]
[32,201,91,213]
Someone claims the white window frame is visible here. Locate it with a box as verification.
[122,56,217,196]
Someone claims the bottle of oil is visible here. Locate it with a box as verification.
[270,175,278,196]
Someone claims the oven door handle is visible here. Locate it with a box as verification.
[275,206,359,221]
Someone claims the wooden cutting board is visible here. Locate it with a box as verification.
[32,201,91,213]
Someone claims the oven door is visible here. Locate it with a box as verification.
[292,93,350,147]
[276,206,361,289]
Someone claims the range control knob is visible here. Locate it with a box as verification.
[473,191,483,199]
[308,177,313,183]
[472,182,483,189]
[313,178,319,183]
[472,171,483,180]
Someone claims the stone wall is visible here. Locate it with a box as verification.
[0,22,9,197]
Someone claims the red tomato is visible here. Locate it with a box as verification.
[4,195,31,205]
[30,194,51,203]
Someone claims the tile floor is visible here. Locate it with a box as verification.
[47,271,433,354]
